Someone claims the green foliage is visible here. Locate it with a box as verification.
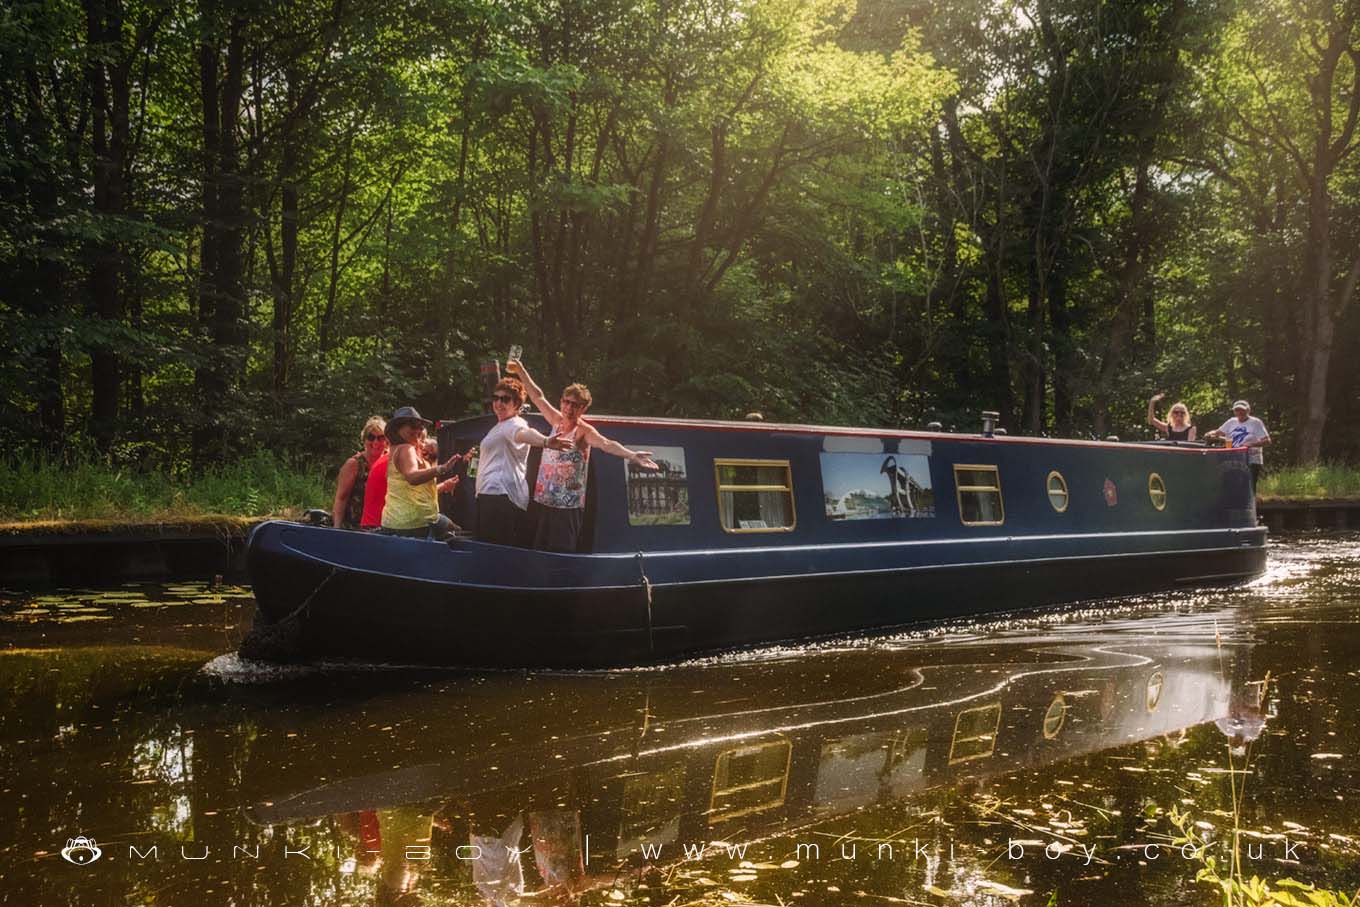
[1257,466,1360,501]
[0,0,1357,475]
[0,453,328,523]
[1169,809,1360,907]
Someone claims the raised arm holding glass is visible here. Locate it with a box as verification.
[475,376,573,547]
[507,359,659,552]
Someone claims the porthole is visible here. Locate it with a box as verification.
[1046,471,1069,513]
[1042,695,1067,739]
[1148,473,1167,511]
[1146,672,1165,712]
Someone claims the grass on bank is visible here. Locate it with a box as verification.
[0,452,329,527]
[1257,465,1360,501]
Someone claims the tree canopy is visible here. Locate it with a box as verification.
[2,0,1358,469]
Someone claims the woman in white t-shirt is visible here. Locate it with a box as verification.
[476,377,571,546]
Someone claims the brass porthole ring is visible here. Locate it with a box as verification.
[1046,471,1069,513]
[1043,694,1067,739]
[1148,473,1167,511]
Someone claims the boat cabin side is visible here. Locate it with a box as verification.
[438,415,1256,554]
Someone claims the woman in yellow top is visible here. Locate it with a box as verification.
[381,406,465,539]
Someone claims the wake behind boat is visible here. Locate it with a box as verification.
[244,413,1266,668]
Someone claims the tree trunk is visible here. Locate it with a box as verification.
[1296,174,1333,464]
[192,1,221,463]
[1022,256,1045,435]
[213,12,247,392]
[192,1,246,464]
[85,0,127,452]
[1049,259,1072,434]
[20,63,70,456]
[1293,8,1359,464]
[1094,159,1153,435]
[273,137,298,391]
[319,116,358,359]
[984,252,1013,429]
[527,114,559,383]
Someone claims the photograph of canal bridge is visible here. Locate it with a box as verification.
[3,0,1360,903]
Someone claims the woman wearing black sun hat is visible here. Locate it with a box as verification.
[380,406,469,539]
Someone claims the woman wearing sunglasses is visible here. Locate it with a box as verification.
[476,377,572,546]
[1147,392,1197,442]
[332,416,388,529]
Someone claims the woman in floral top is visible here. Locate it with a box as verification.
[508,358,659,552]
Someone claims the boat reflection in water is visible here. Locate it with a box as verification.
[237,615,1265,905]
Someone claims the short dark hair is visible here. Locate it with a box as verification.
[494,377,525,405]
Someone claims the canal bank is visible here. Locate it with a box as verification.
[0,517,260,585]
[1257,498,1360,530]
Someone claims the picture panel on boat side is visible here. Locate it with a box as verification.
[820,451,936,520]
[627,445,690,525]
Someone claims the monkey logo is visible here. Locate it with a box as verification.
[60,836,102,866]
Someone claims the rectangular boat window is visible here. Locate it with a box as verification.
[709,739,792,823]
[954,464,1004,525]
[617,769,684,856]
[627,445,690,525]
[948,702,1002,764]
[714,459,796,533]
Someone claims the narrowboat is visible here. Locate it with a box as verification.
[243,414,1266,668]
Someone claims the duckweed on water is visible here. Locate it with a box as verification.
[0,583,253,623]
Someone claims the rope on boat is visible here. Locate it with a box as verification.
[238,567,339,663]
[635,552,655,654]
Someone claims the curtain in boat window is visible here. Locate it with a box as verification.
[715,461,795,532]
[719,486,736,529]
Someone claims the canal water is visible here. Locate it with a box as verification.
[1,534,1358,907]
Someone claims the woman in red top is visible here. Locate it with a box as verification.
[359,447,389,529]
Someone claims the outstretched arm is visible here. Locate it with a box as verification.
[581,423,659,469]
[513,426,572,451]
[508,359,561,429]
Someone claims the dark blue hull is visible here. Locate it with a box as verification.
[247,415,1267,667]
[245,520,1266,668]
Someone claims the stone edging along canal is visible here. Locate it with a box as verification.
[0,516,263,585]
[1257,498,1360,531]
[0,502,1352,586]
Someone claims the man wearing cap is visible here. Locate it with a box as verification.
[381,406,467,539]
[1205,401,1271,492]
